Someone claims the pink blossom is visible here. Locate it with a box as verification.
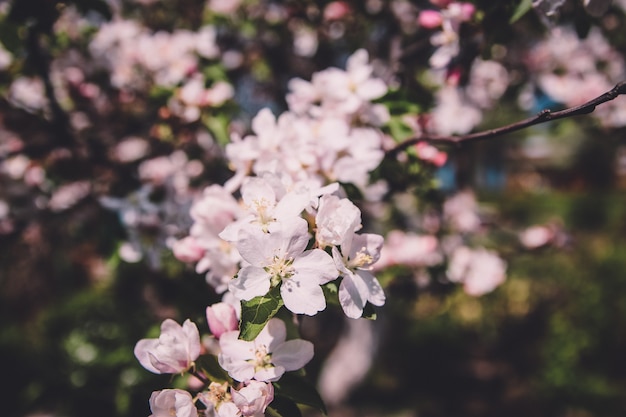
[113,137,150,163]
[443,190,481,233]
[9,77,48,112]
[315,194,362,248]
[0,41,12,70]
[134,319,201,374]
[231,381,274,416]
[333,233,386,319]
[218,318,314,382]
[208,0,243,14]
[447,246,506,296]
[374,230,442,270]
[418,10,443,28]
[206,302,239,338]
[229,217,338,316]
[430,0,453,7]
[415,142,448,167]
[48,181,91,212]
[149,389,197,417]
[430,86,482,135]
[324,2,351,20]
[172,236,206,262]
[519,225,554,249]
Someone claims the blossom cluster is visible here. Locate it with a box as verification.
[2,0,618,414]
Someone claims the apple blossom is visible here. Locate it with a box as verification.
[447,246,507,296]
[229,217,338,315]
[231,381,274,416]
[218,318,314,382]
[149,389,198,417]
[198,382,234,416]
[315,194,362,248]
[134,319,201,374]
[333,233,386,319]
[172,236,206,263]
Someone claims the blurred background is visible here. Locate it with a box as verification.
[2,0,626,416]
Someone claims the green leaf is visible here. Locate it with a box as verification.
[239,287,283,341]
[362,302,377,320]
[321,281,340,307]
[266,396,303,417]
[510,0,533,23]
[195,354,232,384]
[273,373,327,415]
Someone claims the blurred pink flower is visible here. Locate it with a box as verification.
[172,236,206,262]
[324,1,351,20]
[415,142,447,167]
[418,10,443,28]
[447,246,506,296]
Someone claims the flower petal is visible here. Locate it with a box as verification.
[229,266,270,301]
[281,277,326,315]
[338,273,368,319]
[272,339,314,371]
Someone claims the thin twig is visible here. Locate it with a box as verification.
[387,80,626,157]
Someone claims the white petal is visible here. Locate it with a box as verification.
[181,319,201,360]
[255,318,286,353]
[134,339,161,373]
[272,339,314,371]
[281,278,326,315]
[229,266,270,301]
[273,217,310,259]
[338,273,368,319]
[356,270,386,306]
[293,249,339,284]
[236,227,274,266]
[254,365,284,382]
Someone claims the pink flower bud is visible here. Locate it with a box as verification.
[172,236,205,263]
[206,302,239,338]
[429,0,452,7]
[418,10,443,28]
[415,142,448,167]
[323,1,351,20]
[459,2,476,20]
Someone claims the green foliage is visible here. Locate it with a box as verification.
[239,287,284,341]
[510,0,534,23]
[272,372,327,415]
[196,354,233,384]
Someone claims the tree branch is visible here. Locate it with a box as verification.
[386,80,626,157]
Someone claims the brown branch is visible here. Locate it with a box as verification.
[387,80,626,157]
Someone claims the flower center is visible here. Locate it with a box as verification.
[267,256,295,286]
[251,198,273,225]
[203,382,232,409]
[349,247,373,269]
[250,344,273,372]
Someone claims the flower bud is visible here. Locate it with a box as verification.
[418,10,443,28]
[172,236,205,263]
[206,302,239,338]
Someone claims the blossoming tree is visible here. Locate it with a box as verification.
[2,0,626,416]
